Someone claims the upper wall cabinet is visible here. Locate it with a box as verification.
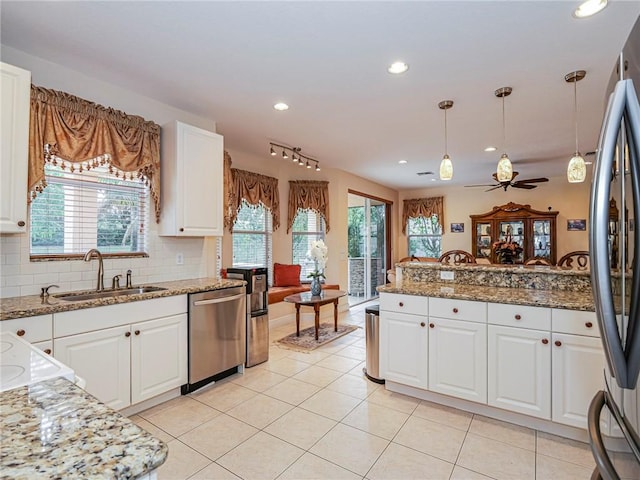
[0,62,31,234]
[159,121,224,236]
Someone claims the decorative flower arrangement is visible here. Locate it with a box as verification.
[307,239,328,279]
[492,235,523,263]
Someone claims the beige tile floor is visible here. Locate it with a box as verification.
[130,302,604,480]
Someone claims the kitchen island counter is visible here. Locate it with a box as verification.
[0,377,167,479]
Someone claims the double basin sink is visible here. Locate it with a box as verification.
[54,286,167,302]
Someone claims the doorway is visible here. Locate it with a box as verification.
[347,191,391,306]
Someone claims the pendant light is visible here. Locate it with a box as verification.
[565,70,587,183]
[438,100,454,181]
[495,87,513,182]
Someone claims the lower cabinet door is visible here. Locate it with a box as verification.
[54,325,131,410]
[428,317,487,403]
[552,332,606,429]
[488,325,551,419]
[131,314,188,404]
[380,311,428,388]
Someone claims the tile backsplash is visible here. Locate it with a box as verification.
[0,222,218,298]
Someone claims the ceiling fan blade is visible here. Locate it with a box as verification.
[464,183,500,188]
[515,177,549,184]
[485,185,503,192]
[511,183,537,189]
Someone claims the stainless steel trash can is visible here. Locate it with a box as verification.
[363,304,385,384]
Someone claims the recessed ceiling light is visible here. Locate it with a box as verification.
[398,160,407,164]
[573,0,608,18]
[388,61,409,74]
[273,102,289,111]
[484,146,497,152]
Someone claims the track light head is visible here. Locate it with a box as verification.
[270,145,276,156]
[282,150,288,159]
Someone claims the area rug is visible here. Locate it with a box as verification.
[275,323,360,351]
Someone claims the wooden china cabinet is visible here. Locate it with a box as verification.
[470,202,559,264]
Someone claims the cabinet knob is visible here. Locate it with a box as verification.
[16,329,25,337]
[585,322,593,328]
[135,330,140,336]
[125,331,131,337]
[429,323,435,328]
[179,227,184,232]
[452,308,459,314]
[44,348,52,355]
[17,220,25,227]
[515,314,522,320]
[399,302,404,307]
[541,339,549,345]
[420,322,426,327]
[555,340,562,347]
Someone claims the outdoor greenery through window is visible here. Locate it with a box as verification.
[407,215,442,258]
[30,163,148,257]
[232,200,273,280]
[292,209,325,282]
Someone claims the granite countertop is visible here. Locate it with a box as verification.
[0,277,245,321]
[0,377,167,479]
[396,261,592,276]
[378,281,595,311]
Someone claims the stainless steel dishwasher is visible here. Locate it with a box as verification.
[182,286,246,393]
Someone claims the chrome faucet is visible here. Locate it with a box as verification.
[83,249,104,291]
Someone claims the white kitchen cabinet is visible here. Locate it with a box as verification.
[380,310,428,388]
[0,62,30,234]
[160,121,224,236]
[488,324,551,419]
[0,314,52,344]
[428,317,487,403]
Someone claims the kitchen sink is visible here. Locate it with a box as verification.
[54,286,167,302]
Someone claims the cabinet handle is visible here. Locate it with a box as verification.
[555,340,562,347]
[515,314,522,320]
[585,322,593,328]
[125,331,131,337]
[135,330,140,336]
[179,227,184,232]
[420,322,426,327]
[17,220,25,227]
[44,348,52,355]
[452,308,459,313]
[541,339,549,345]
[399,302,404,307]
[429,323,435,328]
[16,329,25,337]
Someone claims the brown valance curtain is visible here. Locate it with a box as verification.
[228,167,280,230]
[287,180,330,233]
[223,151,234,230]
[402,196,444,234]
[28,85,162,222]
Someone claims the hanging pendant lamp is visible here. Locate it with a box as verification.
[495,87,513,182]
[565,70,587,183]
[438,100,454,181]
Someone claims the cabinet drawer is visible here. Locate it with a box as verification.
[0,314,52,343]
[552,309,599,337]
[380,293,428,316]
[429,298,486,323]
[488,303,551,331]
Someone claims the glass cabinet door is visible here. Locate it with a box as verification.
[533,220,552,260]
[475,222,492,259]
[498,220,525,263]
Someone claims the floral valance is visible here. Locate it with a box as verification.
[28,85,161,222]
[227,167,280,231]
[287,180,330,233]
[402,196,444,234]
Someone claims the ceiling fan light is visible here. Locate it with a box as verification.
[496,153,513,182]
[567,153,587,183]
[439,154,453,181]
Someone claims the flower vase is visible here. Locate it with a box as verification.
[310,276,322,296]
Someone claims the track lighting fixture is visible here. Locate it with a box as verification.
[269,143,321,172]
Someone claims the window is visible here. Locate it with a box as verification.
[30,162,148,257]
[232,200,273,279]
[292,209,326,281]
[407,215,442,258]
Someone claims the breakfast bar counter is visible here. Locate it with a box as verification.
[0,377,167,479]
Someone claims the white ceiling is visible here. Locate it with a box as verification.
[2,1,639,190]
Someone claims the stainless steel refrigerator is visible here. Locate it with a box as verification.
[588,15,640,480]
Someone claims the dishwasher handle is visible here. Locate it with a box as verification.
[193,293,245,306]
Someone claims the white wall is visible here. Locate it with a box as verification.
[0,47,219,298]
[396,176,591,261]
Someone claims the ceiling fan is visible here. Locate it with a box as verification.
[464,171,549,192]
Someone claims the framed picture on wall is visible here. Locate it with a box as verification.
[567,219,587,231]
[451,222,464,233]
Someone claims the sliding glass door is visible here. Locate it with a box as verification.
[347,191,391,305]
